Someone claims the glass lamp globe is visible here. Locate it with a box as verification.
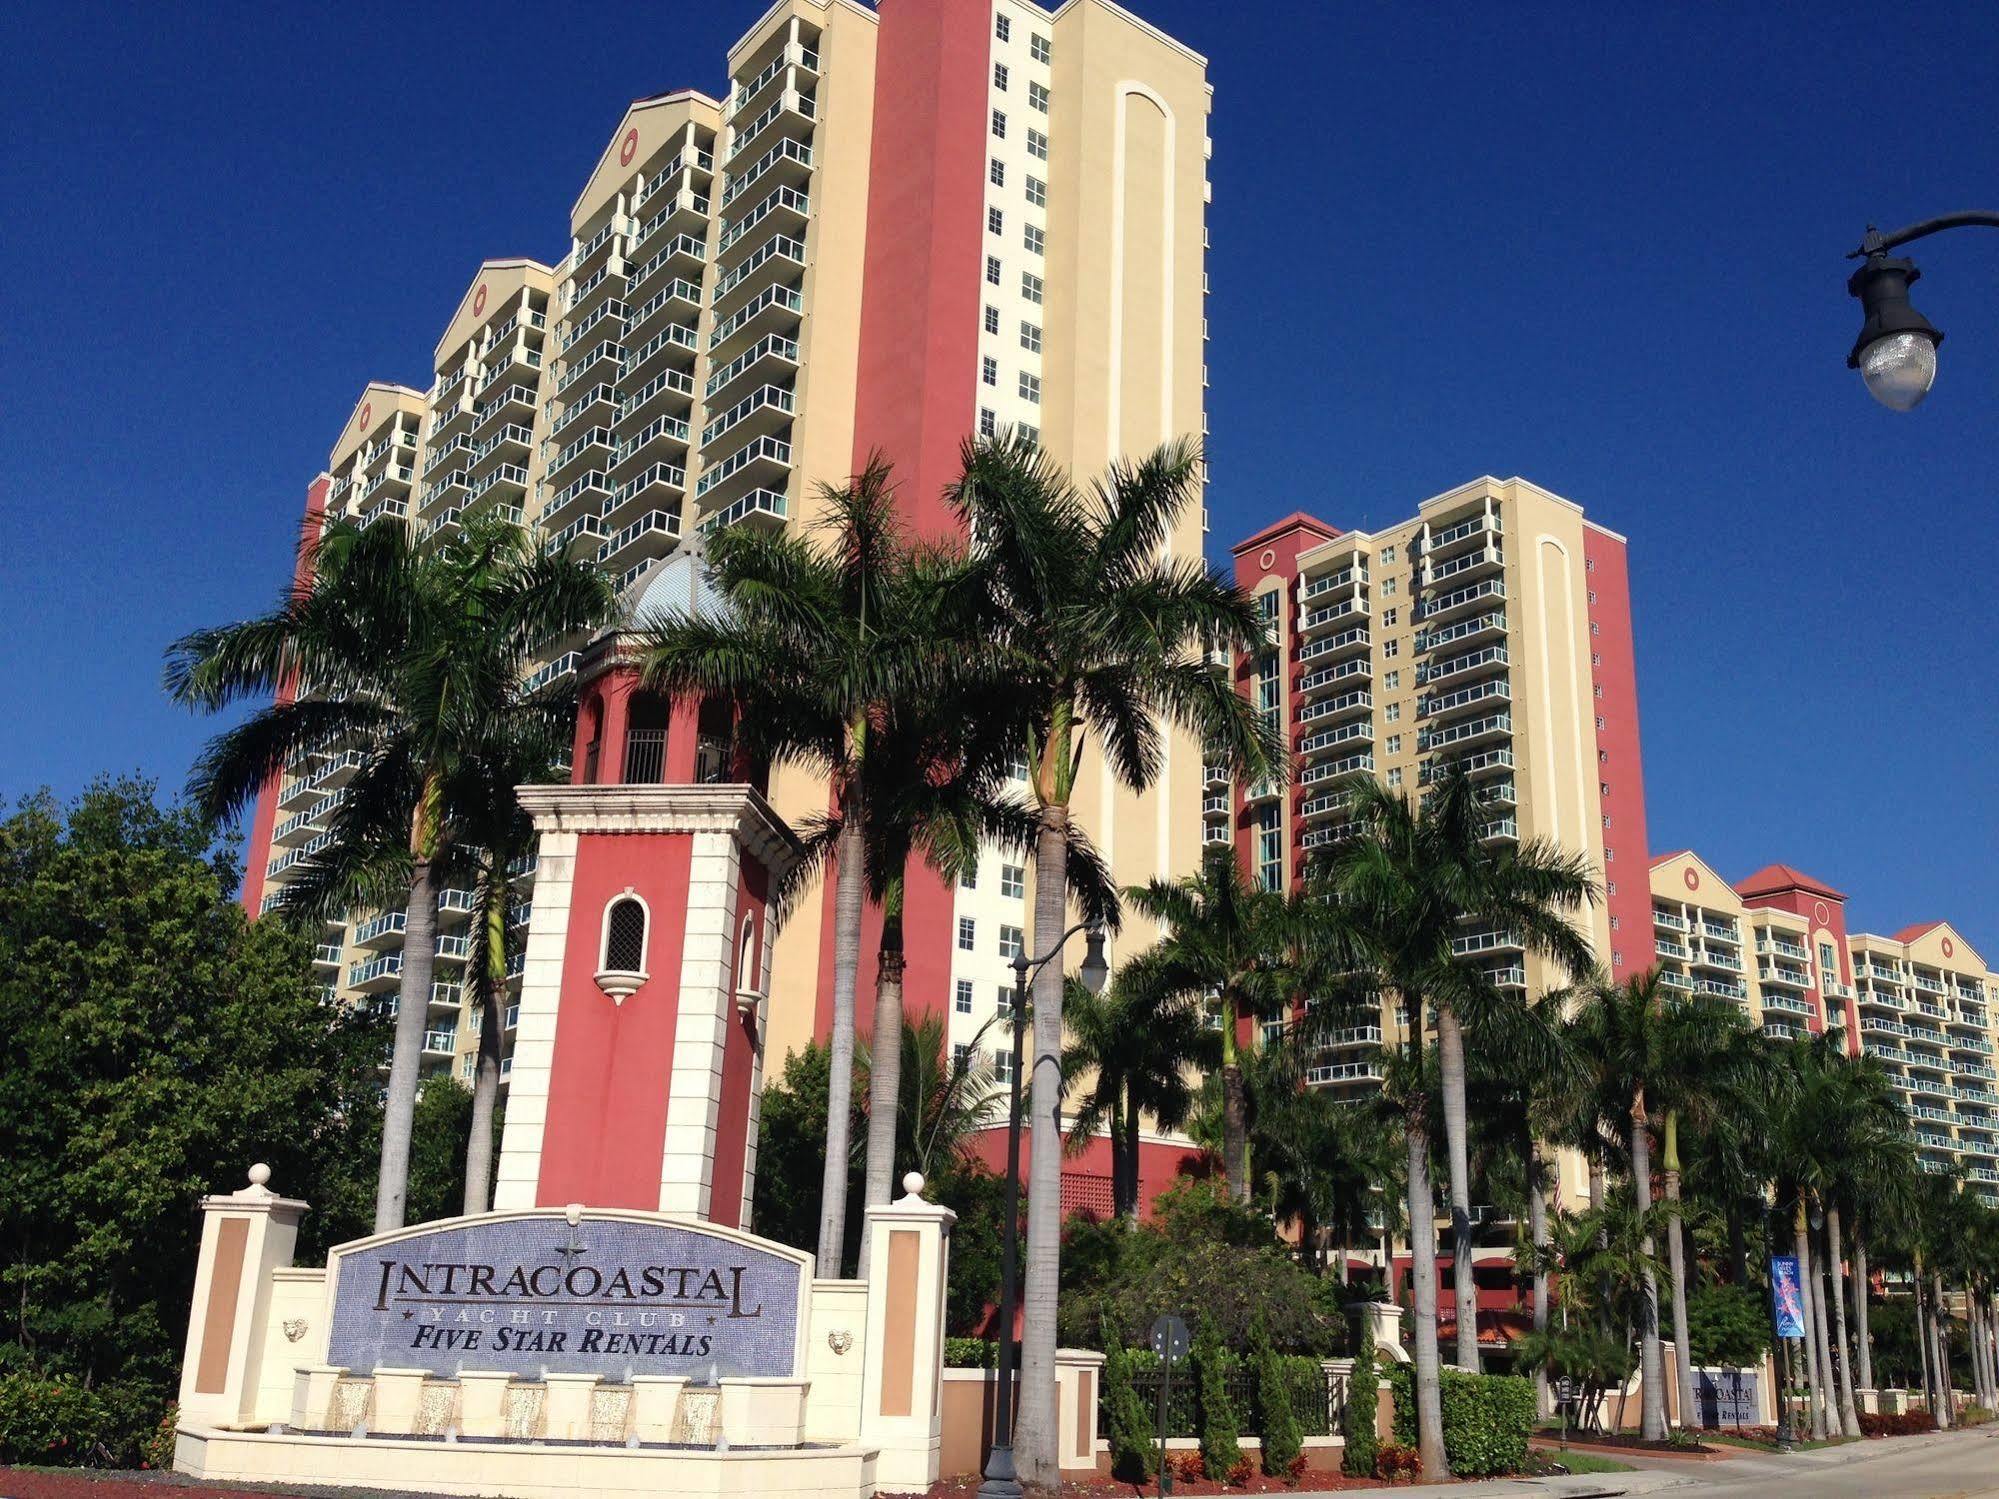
[1858,330,1938,411]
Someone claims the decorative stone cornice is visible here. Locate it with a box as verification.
[515,783,801,874]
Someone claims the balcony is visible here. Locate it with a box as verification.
[717,185,810,256]
[710,284,806,355]
[698,486,788,537]
[1299,719,1373,757]
[597,509,682,569]
[1416,577,1505,622]
[547,425,615,483]
[1700,921,1740,944]
[613,413,692,471]
[348,953,404,992]
[1202,759,1230,790]
[1418,711,1511,753]
[1307,1060,1384,1086]
[1452,929,1519,959]
[1296,656,1370,699]
[1296,626,1370,664]
[1420,508,1500,556]
[1299,751,1373,785]
[707,332,801,404]
[1422,544,1503,590]
[1756,935,1810,960]
[542,469,611,527]
[1297,688,1372,726]
[312,943,342,967]
[1298,788,1353,825]
[1692,976,1748,1001]
[1417,677,1509,720]
[1656,938,1690,961]
[713,233,809,310]
[695,434,792,501]
[722,137,813,211]
[1200,792,1230,818]
[1301,563,1368,600]
[430,981,463,1011]
[1762,992,1815,1017]
[423,1029,457,1056]
[727,88,817,167]
[1417,644,1508,686]
[622,319,700,389]
[354,910,407,948]
[621,367,697,427]
[545,512,608,557]
[700,383,796,449]
[1415,609,1505,654]
[1758,962,1812,989]
[524,651,581,696]
[1298,594,1368,636]
[465,464,528,516]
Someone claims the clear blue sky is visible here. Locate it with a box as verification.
[1,2,1993,952]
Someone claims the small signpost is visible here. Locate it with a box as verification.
[1553,1375,1577,1450]
[1149,1313,1190,1498]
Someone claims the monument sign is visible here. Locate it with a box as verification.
[325,1211,806,1380]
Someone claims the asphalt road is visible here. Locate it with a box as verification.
[1620,1423,1999,1498]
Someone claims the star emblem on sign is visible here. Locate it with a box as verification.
[402,1310,415,1321]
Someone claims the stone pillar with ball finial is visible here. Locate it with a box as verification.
[177,1164,309,1430]
[857,1171,955,1492]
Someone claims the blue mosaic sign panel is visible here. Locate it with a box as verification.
[325,1213,804,1380]
[1692,1368,1760,1428]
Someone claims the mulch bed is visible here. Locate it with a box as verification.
[0,1472,421,1499]
[924,1473,1386,1496]
[1528,1432,1726,1460]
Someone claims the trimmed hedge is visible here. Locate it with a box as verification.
[1387,1364,1535,1477]
[1121,1348,1334,1437]
[944,1337,998,1368]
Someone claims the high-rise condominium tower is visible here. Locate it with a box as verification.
[242,0,1214,1189]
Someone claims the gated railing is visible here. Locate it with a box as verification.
[1098,1362,1348,1440]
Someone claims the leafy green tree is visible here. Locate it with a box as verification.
[1685,1283,1771,1369]
[166,515,613,1233]
[947,431,1279,1489]
[0,779,387,1461]
[1193,1315,1242,1479]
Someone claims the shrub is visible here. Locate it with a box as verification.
[1193,1317,1243,1480]
[1685,1283,1771,1367]
[1342,1312,1378,1478]
[1102,1308,1156,1482]
[138,1403,178,1471]
[1860,1409,1939,1437]
[1122,1347,1334,1437]
[943,1337,996,1368]
[0,1374,111,1467]
[1252,1313,1301,1478]
[1386,1364,1535,1477]
[1374,1440,1422,1481]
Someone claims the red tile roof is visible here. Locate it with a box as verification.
[1892,921,1946,944]
[1649,849,1693,867]
[1735,862,1846,900]
[1230,511,1340,554]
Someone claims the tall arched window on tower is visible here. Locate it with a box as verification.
[596,889,650,1002]
[735,912,763,1019]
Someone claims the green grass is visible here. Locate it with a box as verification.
[1542,1452,1637,1474]
[1706,1431,1862,1452]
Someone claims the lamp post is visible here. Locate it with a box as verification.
[1845,212,1999,410]
[978,916,1109,1499]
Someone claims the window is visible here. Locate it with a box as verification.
[1255,806,1281,891]
[960,863,978,890]
[1025,175,1047,207]
[1586,557,1597,574]
[993,62,1009,91]
[997,985,1013,1016]
[954,979,974,1014]
[1383,607,1398,626]
[984,304,1000,334]
[1587,589,1599,605]
[1023,224,1045,255]
[1385,734,1401,754]
[1591,620,1600,636]
[1018,371,1041,403]
[953,1042,974,1072]
[992,1047,1012,1083]
[1595,715,1607,731]
[982,355,998,386]
[1600,781,1611,798]
[1020,321,1041,353]
[986,254,1003,285]
[991,109,1007,139]
[1591,652,1602,667]
[1026,127,1049,161]
[1030,32,1051,63]
[1384,639,1399,658]
[995,12,1010,41]
[1385,702,1400,723]
[1593,683,1604,699]
[461,1054,474,1079]
[1028,81,1050,112]
[958,916,976,951]
[1387,767,1403,789]
[1381,544,1396,564]
[1021,271,1044,304]
[1382,577,1397,596]
[1001,864,1025,898]
[1384,670,1400,689]
[979,406,996,438]
[1607,881,1617,896]
[999,924,1025,959]
[988,206,1004,234]
[602,894,648,974]
[1610,915,1621,930]
[989,158,1006,187]
[1602,814,1613,828]
[1018,422,1038,445]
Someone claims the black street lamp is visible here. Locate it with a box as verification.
[1845,212,1999,410]
[978,916,1109,1499]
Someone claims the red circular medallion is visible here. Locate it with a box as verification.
[619,128,639,167]
[473,283,488,317]
[359,401,372,431]
[1683,867,1700,892]
[1942,937,1956,959]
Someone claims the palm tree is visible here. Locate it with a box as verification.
[1312,764,1597,1377]
[637,461,945,1279]
[1119,844,1309,1201]
[1247,1039,1400,1279]
[1371,1045,1449,1475]
[1063,971,1218,1221]
[946,431,1278,1490]
[166,514,614,1232]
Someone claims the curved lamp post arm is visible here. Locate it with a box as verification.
[1851,212,1999,259]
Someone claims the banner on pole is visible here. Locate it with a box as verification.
[1771,1255,1805,1338]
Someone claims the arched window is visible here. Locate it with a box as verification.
[596,889,650,1002]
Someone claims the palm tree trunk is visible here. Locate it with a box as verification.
[856,902,906,1280]
[1220,999,1249,1205]
[1528,1135,1551,1419]
[461,861,507,1216]
[1589,1160,1612,1336]
[1663,1113,1696,1430]
[1851,1223,1873,1396]
[815,814,867,1279]
[1405,1116,1448,1478]
[1726,1200,1749,1288]
[1013,811,1071,1491]
[1435,1006,1480,1373]
[1825,1205,1860,1434]
[1119,1092,1142,1224]
[1794,1202,1827,1440]
[1811,1229,1843,1436]
[1915,1269,1935,1422]
[375,855,441,1232]
[1629,1091,1666,1441]
[1931,1272,1953,1427]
